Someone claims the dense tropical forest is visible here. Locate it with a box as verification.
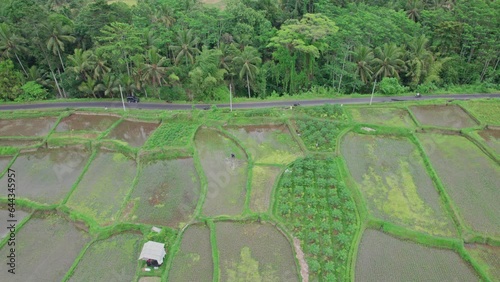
[0,0,498,102]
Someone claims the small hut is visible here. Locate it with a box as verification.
[138,241,166,266]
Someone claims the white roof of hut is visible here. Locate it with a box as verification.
[138,241,166,265]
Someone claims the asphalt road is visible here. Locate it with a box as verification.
[0,93,499,111]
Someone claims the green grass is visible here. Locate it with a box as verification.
[143,122,199,149]
[349,107,416,128]
[462,100,500,125]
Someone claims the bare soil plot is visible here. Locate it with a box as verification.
[250,165,281,213]
[349,107,415,127]
[418,133,500,236]
[216,222,299,282]
[226,124,302,164]
[341,133,457,237]
[409,104,478,129]
[0,208,29,239]
[195,128,248,216]
[477,129,500,156]
[0,213,90,281]
[66,152,136,225]
[355,229,479,282]
[105,120,158,147]
[56,113,119,132]
[123,158,200,227]
[466,244,500,281]
[0,117,57,136]
[0,149,89,205]
[168,225,213,282]
[69,232,142,281]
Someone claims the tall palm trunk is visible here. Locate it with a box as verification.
[57,49,65,72]
[14,52,28,77]
[246,72,251,98]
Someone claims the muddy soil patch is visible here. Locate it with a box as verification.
[477,129,500,156]
[410,104,478,129]
[105,120,158,147]
[0,117,57,136]
[56,114,119,132]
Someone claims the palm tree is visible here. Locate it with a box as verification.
[373,43,406,79]
[97,73,119,98]
[151,5,176,27]
[0,23,28,76]
[169,29,200,66]
[351,46,374,85]
[46,22,75,71]
[93,55,111,81]
[78,76,100,98]
[406,0,424,22]
[68,48,94,80]
[142,47,168,99]
[233,46,261,98]
[406,35,433,86]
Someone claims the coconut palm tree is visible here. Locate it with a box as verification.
[142,47,169,99]
[97,73,119,98]
[406,35,433,86]
[0,23,28,76]
[406,0,424,22]
[46,22,76,71]
[351,46,374,85]
[78,76,100,98]
[373,43,406,79]
[68,48,95,80]
[169,29,200,66]
[233,46,261,98]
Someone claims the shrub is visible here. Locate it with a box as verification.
[378,77,407,95]
[17,81,51,102]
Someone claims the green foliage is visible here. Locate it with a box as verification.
[295,118,347,151]
[16,81,51,102]
[275,157,358,281]
[299,104,348,120]
[0,59,23,101]
[378,77,408,95]
[143,122,199,149]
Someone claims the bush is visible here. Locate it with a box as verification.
[416,82,438,94]
[16,81,51,102]
[378,77,407,95]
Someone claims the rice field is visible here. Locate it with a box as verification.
[409,105,478,129]
[195,128,248,217]
[463,100,500,125]
[476,129,500,156]
[0,213,91,281]
[466,244,500,281]
[105,120,159,147]
[355,229,479,281]
[69,232,142,281]
[56,114,120,132]
[1,149,89,205]
[168,225,213,282]
[249,165,281,213]
[341,133,456,237]
[349,107,415,127]
[417,133,500,236]
[65,152,136,225]
[0,117,57,136]
[123,158,200,228]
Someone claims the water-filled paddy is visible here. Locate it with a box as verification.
[195,128,248,216]
[0,139,41,147]
[0,117,57,136]
[123,158,200,227]
[66,152,136,225]
[105,120,159,147]
[0,208,29,239]
[355,229,479,281]
[410,104,478,129]
[226,124,302,164]
[168,225,213,282]
[216,222,299,282]
[0,156,12,175]
[1,149,89,204]
[341,133,456,236]
[418,133,500,235]
[69,232,142,281]
[56,113,120,132]
[466,244,500,281]
[477,129,500,156]
[0,213,90,281]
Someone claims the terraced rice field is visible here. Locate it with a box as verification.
[56,113,120,132]
[215,222,299,282]
[226,124,302,164]
[417,133,500,236]
[409,104,478,129]
[341,133,456,236]
[249,165,281,213]
[349,107,415,127]
[105,120,159,147]
[0,208,29,239]
[69,232,142,281]
[0,117,57,136]
[65,152,136,225]
[477,129,500,156]
[195,128,248,216]
[355,229,479,282]
[0,213,91,281]
[123,158,200,227]
[463,100,500,125]
[1,149,89,205]
[168,225,213,282]
[466,244,500,281]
